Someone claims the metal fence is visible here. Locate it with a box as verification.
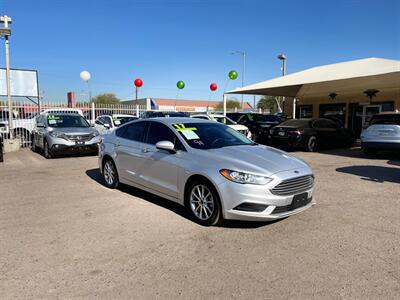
[0,100,254,148]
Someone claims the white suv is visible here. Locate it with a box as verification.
[361,112,400,155]
[191,113,252,139]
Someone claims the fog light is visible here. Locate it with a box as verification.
[233,202,269,212]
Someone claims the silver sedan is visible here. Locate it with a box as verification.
[99,118,315,226]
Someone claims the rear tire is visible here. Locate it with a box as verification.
[185,179,223,226]
[306,136,317,152]
[102,159,119,189]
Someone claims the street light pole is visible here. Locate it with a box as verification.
[277,54,287,115]
[231,51,246,108]
[1,15,13,139]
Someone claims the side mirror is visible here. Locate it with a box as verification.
[104,124,111,129]
[37,123,45,128]
[156,140,176,153]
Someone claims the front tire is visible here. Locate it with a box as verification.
[43,140,53,159]
[306,135,317,152]
[103,159,119,188]
[185,180,223,226]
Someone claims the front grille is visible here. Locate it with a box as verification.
[270,175,314,196]
[66,134,93,142]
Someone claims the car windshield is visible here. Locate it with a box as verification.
[247,114,266,122]
[172,122,254,149]
[47,115,90,128]
[280,119,311,127]
[113,116,136,126]
[212,116,235,125]
[370,114,400,126]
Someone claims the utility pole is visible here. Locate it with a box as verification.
[0,15,13,138]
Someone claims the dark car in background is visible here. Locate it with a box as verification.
[270,118,355,152]
[227,113,282,143]
[0,134,3,162]
[141,111,190,119]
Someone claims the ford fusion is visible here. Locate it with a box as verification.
[99,118,315,225]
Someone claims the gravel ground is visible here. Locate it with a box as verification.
[0,148,399,299]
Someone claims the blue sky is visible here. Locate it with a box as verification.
[1,0,399,103]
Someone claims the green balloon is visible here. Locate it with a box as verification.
[228,70,238,80]
[176,80,185,89]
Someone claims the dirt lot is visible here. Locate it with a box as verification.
[0,148,399,299]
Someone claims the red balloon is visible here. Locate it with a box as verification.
[134,78,143,88]
[210,83,218,91]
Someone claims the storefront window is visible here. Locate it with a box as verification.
[319,103,346,127]
[297,105,313,119]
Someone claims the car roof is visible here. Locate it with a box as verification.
[145,117,212,125]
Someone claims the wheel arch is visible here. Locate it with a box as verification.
[183,174,224,212]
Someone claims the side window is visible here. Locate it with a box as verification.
[145,121,184,150]
[146,122,176,145]
[95,117,103,125]
[103,117,112,126]
[237,115,247,124]
[313,119,336,129]
[116,121,146,142]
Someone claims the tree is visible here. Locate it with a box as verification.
[92,93,120,105]
[215,98,241,110]
[257,95,282,113]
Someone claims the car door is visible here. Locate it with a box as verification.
[138,121,184,199]
[114,121,149,184]
[312,119,337,148]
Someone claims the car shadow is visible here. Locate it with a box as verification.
[85,168,277,229]
[336,165,400,183]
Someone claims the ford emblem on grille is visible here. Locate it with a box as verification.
[294,170,299,174]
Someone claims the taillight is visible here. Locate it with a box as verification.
[288,129,304,135]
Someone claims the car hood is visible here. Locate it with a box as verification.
[193,145,310,177]
[49,127,97,135]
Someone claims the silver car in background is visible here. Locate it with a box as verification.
[99,118,315,226]
[361,112,400,156]
[31,113,100,158]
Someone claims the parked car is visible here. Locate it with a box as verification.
[95,114,138,134]
[99,118,315,226]
[0,108,83,147]
[360,112,400,156]
[191,113,252,139]
[226,112,282,143]
[31,112,100,158]
[141,111,189,118]
[270,118,355,152]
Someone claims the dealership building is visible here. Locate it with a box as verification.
[227,57,400,137]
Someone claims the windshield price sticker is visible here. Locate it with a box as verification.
[48,115,61,120]
[173,123,200,140]
[48,119,57,125]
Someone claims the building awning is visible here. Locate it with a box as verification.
[226,58,400,98]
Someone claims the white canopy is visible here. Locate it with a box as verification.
[226,58,400,98]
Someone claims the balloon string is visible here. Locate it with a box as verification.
[176,89,180,100]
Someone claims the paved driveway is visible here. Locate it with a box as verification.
[0,149,399,299]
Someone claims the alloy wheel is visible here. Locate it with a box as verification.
[190,184,215,221]
[103,161,116,186]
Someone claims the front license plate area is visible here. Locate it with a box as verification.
[291,192,309,210]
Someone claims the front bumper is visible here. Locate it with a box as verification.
[48,136,101,154]
[217,168,315,221]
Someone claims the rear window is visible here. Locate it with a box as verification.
[370,114,400,126]
[280,119,311,127]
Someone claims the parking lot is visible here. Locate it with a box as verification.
[1,148,399,299]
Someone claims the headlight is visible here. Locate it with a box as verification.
[220,169,272,185]
[49,131,66,139]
